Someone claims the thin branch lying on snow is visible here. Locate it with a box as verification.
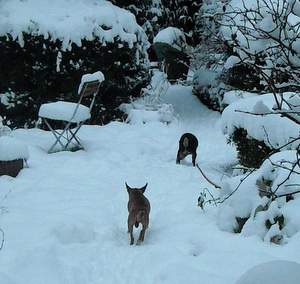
[198,187,219,209]
[196,163,221,189]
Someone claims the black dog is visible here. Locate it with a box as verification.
[176,133,198,167]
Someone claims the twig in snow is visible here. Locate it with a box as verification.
[196,163,221,189]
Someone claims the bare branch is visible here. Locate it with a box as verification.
[196,163,221,189]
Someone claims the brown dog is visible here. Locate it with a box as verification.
[176,133,198,166]
[126,183,150,245]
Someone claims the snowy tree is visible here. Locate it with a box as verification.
[220,0,300,94]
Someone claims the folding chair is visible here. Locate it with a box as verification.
[38,71,104,153]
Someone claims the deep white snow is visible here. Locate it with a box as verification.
[236,260,300,284]
[1,86,300,283]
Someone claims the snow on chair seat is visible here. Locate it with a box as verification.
[39,101,91,123]
[38,71,105,153]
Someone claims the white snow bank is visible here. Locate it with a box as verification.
[38,101,91,123]
[221,92,300,149]
[236,260,300,284]
[222,90,258,106]
[78,71,105,95]
[153,27,186,51]
[124,104,175,124]
[0,136,29,161]
[0,0,147,50]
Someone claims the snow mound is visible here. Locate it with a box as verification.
[153,27,186,51]
[0,0,147,50]
[221,92,300,149]
[0,136,29,161]
[236,260,300,284]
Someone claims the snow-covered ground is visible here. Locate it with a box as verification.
[0,86,299,284]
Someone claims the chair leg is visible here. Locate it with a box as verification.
[64,123,84,150]
[42,118,85,153]
[44,119,67,153]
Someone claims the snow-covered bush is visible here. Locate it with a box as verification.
[160,0,202,46]
[0,0,149,128]
[114,0,164,43]
[221,0,300,93]
[221,92,300,167]
[217,150,300,244]
[153,27,189,81]
[194,0,300,111]
[192,0,231,111]
[120,70,174,124]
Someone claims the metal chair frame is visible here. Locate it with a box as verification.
[40,80,101,153]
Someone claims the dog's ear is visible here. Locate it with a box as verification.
[125,182,131,193]
[140,183,148,193]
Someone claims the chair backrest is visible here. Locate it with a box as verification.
[77,79,102,113]
[79,80,102,98]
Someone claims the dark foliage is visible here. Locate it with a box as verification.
[234,216,249,233]
[192,87,222,112]
[161,0,203,46]
[0,33,149,128]
[231,128,274,168]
